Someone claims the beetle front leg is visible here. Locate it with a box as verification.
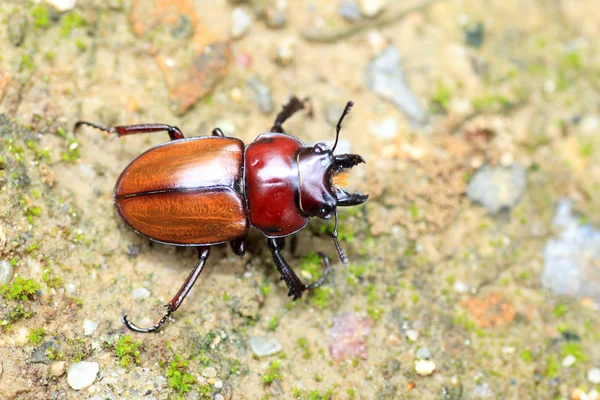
[267,238,331,299]
[122,247,210,333]
[271,96,311,133]
[74,122,185,141]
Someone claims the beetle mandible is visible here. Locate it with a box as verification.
[74,96,368,332]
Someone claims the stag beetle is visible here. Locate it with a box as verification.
[74,97,367,332]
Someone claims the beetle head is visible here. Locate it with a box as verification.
[297,101,368,264]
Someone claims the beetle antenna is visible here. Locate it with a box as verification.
[332,211,348,264]
[331,101,354,154]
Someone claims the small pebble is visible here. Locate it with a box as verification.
[405,330,419,342]
[230,87,243,103]
[415,347,431,360]
[249,335,282,357]
[588,368,600,384]
[339,0,361,22]
[132,287,151,300]
[66,283,77,294]
[215,395,225,400]
[0,260,14,286]
[414,360,436,376]
[246,75,274,114]
[358,0,385,18]
[231,7,252,39]
[67,362,99,390]
[262,0,287,28]
[51,361,66,377]
[214,380,223,389]
[83,319,98,336]
[202,367,217,378]
[562,355,577,368]
[453,281,469,293]
[274,37,296,66]
[369,118,398,140]
[45,0,76,11]
[367,30,387,56]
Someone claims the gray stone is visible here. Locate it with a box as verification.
[67,361,99,390]
[30,341,59,364]
[541,199,600,302]
[339,0,361,21]
[249,335,282,357]
[466,164,527,214]
[132,287,151,300]
[246,76,274,114]
[415,347,431,360]
[0,260,14,286]
[202,366,217,378]
[364,46,428,124]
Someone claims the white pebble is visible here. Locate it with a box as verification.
[214,380,223,389]
[358,0,385,18]
[45,0,76,12]
[67,362,99,390]
[369,118,398,140]
[588,368,600,384]
[562,355,577,368]
[367,30,387,55]
[0,260,14,286]
[202,367,217,378]
[231,7,252,39]
[249,335,282,357]
[406,329,419,342]
[415,359,436,376]
[83,319,98,336]
[453,281,469,293]
[132,287,151,300]
[66,283,77,294]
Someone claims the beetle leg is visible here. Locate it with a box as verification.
[268,238,307,299]
[230,236,246,256]
[74,122,185,141]
[211,128,225,137]
[267,239,331,300]
[270,96,310,133]
[122,247,210,333]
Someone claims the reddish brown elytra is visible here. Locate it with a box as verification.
[74,97,368,332]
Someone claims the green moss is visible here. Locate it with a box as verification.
[300,252,322,281]
[520,349,533,364]
[561,342,586,362]
[166,356,195,394]
[28,327,46,345]
[260,284,271,295]
[268,316,279,331]
[60,12,86,37]
[309,286,331,309]
[43,268,63,289]
[297,337,311,359]
[431,81,451,112]
[262,360,281,384]
[115,335,142,367]
[1,276,40,301]
[31,5,50,28]
[75,38,87,52]
[61,139,80,162]
[552,303,567,317]
[544,355,558,378]
[347,388,356,399]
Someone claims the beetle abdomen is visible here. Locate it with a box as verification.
[114,137,248,245]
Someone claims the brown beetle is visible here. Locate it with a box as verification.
[75,97,367,332]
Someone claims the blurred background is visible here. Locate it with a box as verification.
[0,0,599,398]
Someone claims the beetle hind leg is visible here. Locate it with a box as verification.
[122,247,210,333]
